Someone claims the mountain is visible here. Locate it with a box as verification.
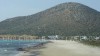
[0,2,100,36]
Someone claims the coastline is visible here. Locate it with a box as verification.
[16,40,100,56]
[15,41,48,56]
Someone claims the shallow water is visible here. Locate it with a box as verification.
[0,40,45,56]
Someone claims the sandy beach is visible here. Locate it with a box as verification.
[17,40,100,56]
[40,40,100,56]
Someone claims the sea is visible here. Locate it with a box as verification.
[0,39,46,56]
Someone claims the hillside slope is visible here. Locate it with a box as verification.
[0,2,100,36]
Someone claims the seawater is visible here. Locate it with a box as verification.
[0,40,46,56]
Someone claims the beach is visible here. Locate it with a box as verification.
[17,40,100,56]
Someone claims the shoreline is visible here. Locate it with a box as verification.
[16,40,100,56]
[15,41,49,56]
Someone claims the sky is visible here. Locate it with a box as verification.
[0,0,100,21]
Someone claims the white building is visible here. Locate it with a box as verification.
[48,35,59,40]
[80,36,88,40]
[95,37,100,40]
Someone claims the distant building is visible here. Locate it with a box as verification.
[80,36,88,41]
[95,37,100,40]
[48,35,60,40]
[41,36,46,39]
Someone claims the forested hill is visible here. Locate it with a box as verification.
[0,2,100,36]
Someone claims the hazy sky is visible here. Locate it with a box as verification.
[0,0,100,21]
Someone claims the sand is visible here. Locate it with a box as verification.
[16,40,100,56]
[40,40,100,56]
[15,50,40,56]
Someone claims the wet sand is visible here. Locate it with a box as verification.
[15,50,40,56]
[15,42,47,56]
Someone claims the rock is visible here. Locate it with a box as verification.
[17,48,25,51]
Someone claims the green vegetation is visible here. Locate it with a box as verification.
[65,36,100,47]
[0,2,100,36]
[80,40,100,47]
